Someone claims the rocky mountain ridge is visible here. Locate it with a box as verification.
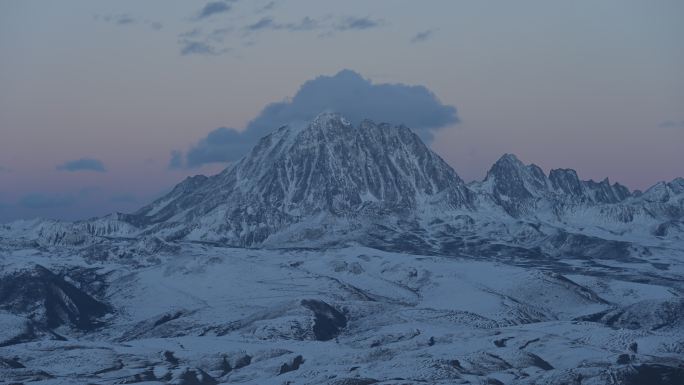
[1,112,682,249]
[2,113,683,385]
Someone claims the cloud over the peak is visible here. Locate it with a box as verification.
[185,127,257,168]
[56,158,106,172]
[177,69,458,168]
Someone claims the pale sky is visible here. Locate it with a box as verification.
[1,0,683,222]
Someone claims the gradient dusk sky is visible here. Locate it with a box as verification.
[1,0,683,222]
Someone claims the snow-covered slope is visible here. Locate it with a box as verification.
[1,243,682,384]
[1,112,683,384]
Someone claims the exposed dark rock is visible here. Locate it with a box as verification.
[153,310,185,327]
[121,368,157,384]
[118,309,192,342]
[628,341,638,353]
[494,337,513,347]
[329,378,378,385]
[301,299,347,341]
[519,338,540,350]
[92,359,124,375]
[617,354,632,364]
[163,350,180,366]
[175,367,217,385]
[0,319,36,347]
[526,353,554,370]
[597,299,684,330]
[0,265,110,330]
[278,355,304,375]
[219,356,232,375]
[623,363,684,385]
[450,359,464,370]
[546,232,632,261]
[233,354,251,369]
[0,357,25,369]
[0,368,54,383]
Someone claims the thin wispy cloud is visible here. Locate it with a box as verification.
[180,28,203,39]
[245,17,319,33]
[658,120,684,129]
[245,17,276,31]
[257,1,276,13]
[283,17,319,31]
[241,15,382,39]
[96,13,134,25]
[96,14,162,30]
[114,14,135,25]
[148,21,163,30]
[335,16,383,31]
[209,27,234,42]
[197,1,235,19]
[411,29,435,43]
[179,40,229,56]
[56,158,106,173]
[178,27,233,55]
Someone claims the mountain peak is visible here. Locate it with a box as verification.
[310,111,350,127]
[498,153,523,163]
[549,168,583,197]
[131,114,472,245]
[486,153,546,190]
[487,154,545,179]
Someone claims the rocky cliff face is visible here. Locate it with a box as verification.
[470,153,682,238]
[124,113,473,246]
[471,153,633,216]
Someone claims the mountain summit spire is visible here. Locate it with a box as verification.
[129,113,472,246]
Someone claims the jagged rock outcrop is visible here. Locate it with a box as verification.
[0,265,110,331]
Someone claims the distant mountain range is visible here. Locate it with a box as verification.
[3,112,682,251]
[2,112,683,385]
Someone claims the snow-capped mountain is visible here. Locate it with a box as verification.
[469,153,683,240]
[5,112,681,249]
[128,112,473,246]
[472,153,631,217]
[1,113,683,384]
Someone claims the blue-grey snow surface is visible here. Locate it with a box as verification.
[1,113,683,384]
